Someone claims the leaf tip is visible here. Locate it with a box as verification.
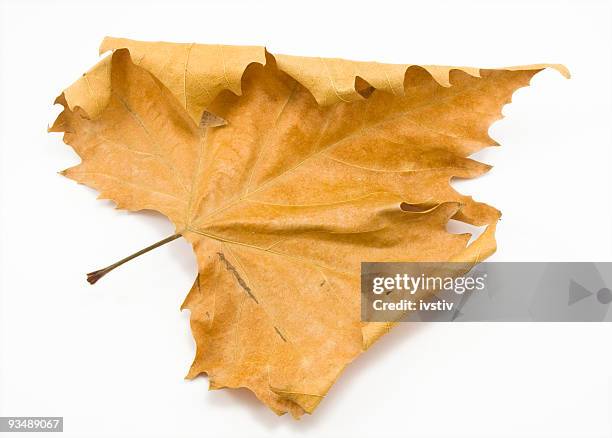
[551,64,571,79]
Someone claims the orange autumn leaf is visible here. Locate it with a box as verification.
[51,40,566,418]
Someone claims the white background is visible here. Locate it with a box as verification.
[1,0,611,437]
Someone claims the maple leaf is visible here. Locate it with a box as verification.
[51,42,566,418]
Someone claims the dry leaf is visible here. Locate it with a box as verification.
[51,40,566,418]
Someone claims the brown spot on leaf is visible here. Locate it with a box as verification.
[274,326,288,342]
[217,252,259,303]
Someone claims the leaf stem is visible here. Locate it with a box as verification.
[86,234,181,285]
